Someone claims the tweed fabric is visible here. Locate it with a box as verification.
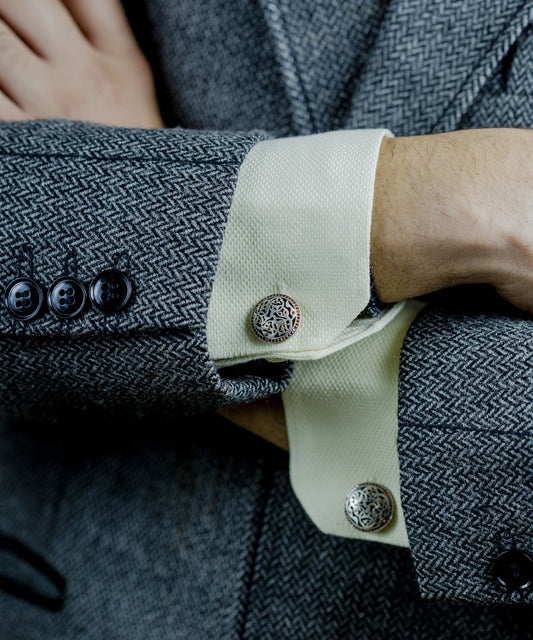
[0,120,261,339]
[398,303,533,605]
[2,416,533,640]
[117,0,533,614]
[1,0,533,632]
[242,450,533,640]
[458,23,533,130]
[256,0,390,134]
[128,0,295,135]
[133,0,533,136]
[345,0,533,133]
[396,6,533,605]
[0,119,292,421]
[0,417,270,639]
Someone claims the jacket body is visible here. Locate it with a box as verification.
[1,0,533,636]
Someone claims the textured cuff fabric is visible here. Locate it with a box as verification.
[207,128,395,365]
[0,119,291,422]
[398,304,533,604]
[284,300,424,547]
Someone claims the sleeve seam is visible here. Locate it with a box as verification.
[0,150,242,166]
[401,421,529,437]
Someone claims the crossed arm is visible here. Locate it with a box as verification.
[1,0,532,441]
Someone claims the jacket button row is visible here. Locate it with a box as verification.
[3,269,132,321]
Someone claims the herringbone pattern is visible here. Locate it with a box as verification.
[241,460,533,639]
[345,0,533,133]
[399,305,533,605]
[1,0,533,635]
[258,0,390,134]
[0,120,292,420]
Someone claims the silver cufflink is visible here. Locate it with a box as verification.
[344,482,394,532]
[250,294,301,343]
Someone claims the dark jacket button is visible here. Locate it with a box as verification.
[89,269,132,314]
[4,277,44,320]
[47,277,87,319]
[493,550,533,591]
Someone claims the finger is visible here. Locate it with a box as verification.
[0,90,25,121]
[0,18,46,107]
[0,0,87,60]
[61,0,139,54]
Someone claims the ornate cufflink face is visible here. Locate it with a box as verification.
[250,294,301,343]
[344,483,394,532]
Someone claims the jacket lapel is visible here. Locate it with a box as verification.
[346,0,533,134]
[258,0,390,135]
[261,0,533,136]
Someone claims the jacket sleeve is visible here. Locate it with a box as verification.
[0,119,292,423]
[397,300,533,606]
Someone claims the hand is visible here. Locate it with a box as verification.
[0,0,162,128]
[371,128,533,314]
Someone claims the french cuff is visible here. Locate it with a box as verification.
[283,300,425,548]
[207,128,395,365]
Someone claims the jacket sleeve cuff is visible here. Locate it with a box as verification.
[0,119,292,421]
[398,304,533,604]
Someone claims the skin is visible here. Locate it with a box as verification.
[0,0,162,127]
[2,0,532,452]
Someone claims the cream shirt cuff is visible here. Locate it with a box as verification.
[206,128,397,365]
[283,300,426,548]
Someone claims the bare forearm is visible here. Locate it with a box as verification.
[371,128,533,313]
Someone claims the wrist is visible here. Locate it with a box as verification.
[370,132,503,302]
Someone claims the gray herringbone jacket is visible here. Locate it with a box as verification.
[1,0,533,638]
